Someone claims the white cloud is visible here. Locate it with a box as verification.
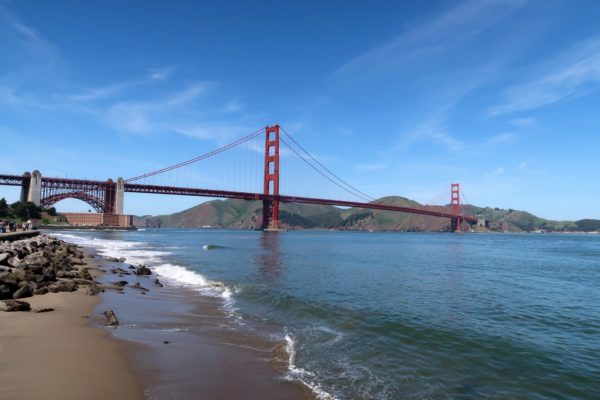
[491,37,600,115]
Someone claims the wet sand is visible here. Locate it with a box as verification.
[0,283,142,400]
[97,269,310,400]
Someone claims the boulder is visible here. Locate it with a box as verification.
[0,299,31,312]
[86,284,101,296]
[23,253,50,268]
[0,284,13,300]
[0,253,10,265]
[48,280,77,293]
[103,309,119,326]
[128,282,149,292]
[33,307,54,313]
[154,278,164,287]
[7,256,22,268]
[135,265,152,276]
[73,279,95,286]
[33,287,49,295]
[28,265,45,275]
[110,267,131,275]
[12,285,32,299]
[56,270,80,279]
[80,269,93,280]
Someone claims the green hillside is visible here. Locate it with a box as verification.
[133,197,599,233]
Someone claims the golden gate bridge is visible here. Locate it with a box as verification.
[0,125,478,231]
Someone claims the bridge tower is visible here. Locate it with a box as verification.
[262,125,280,230]
[27,170,42,206]
[115,177,125,214]
[20,172,31,203]
[450,183,461,232]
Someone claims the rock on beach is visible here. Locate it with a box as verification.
[0,234,97,310]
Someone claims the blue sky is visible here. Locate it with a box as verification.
[1,0,600,220]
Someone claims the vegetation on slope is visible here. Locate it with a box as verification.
[133,196,599,232]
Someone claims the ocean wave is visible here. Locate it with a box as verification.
[50,232,235,303]
[153,263,233,302]
[50,232,167,265]
[284,333,338,400]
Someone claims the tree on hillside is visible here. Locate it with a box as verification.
[10,201,42,220]
[0,198,8,217]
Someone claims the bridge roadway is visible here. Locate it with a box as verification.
[0,174,478,223]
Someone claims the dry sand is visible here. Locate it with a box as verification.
[0,280,142,400]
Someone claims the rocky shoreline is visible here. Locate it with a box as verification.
[0,234,101,311]
[0,234,159,315]
[0,233,143,399]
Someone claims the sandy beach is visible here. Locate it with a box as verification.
[1,233,308,400]
[0,241,142,400]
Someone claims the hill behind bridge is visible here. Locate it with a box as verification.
[132,197,599,233]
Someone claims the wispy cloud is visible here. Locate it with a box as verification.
[518,160,529,169]
[105,82,213,134]
[491,166,506,175]
[0,5,257,146]
[491,37,600,115]
[66,81,141,102]
[396,118,463,151]
[355,162,388,172]
[148,67,175,81]
[510,117,536,127]
[487,132,515,144]
[331,0,527,79]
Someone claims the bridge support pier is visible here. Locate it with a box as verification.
[261,125,281,231]
[20,172,31,203]
[103,179,116,214]
[27,170,42,206]
[115,177,125,215]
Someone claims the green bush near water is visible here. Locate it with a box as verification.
[0,198,55,223]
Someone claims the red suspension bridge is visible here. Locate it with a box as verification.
[0,125,479,231]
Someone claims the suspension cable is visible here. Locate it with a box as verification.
[280,127,376,202]
[280,136,373,203]
[125,127,264,182]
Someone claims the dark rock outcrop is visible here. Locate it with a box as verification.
[135,265,152,276]
[12,284,32,299]
[0,299,31,312]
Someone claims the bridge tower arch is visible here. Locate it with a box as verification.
[262,124,280,230]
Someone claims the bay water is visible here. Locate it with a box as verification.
[52,230,600,399]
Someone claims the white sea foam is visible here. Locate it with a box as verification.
[50,232,235,303]
[50,233,156,264]
[284,333,338,400]
[153,263,234,301]
[315,325,345,345]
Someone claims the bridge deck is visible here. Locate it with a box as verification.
[0,175,478,223]
[124,183,479,223]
